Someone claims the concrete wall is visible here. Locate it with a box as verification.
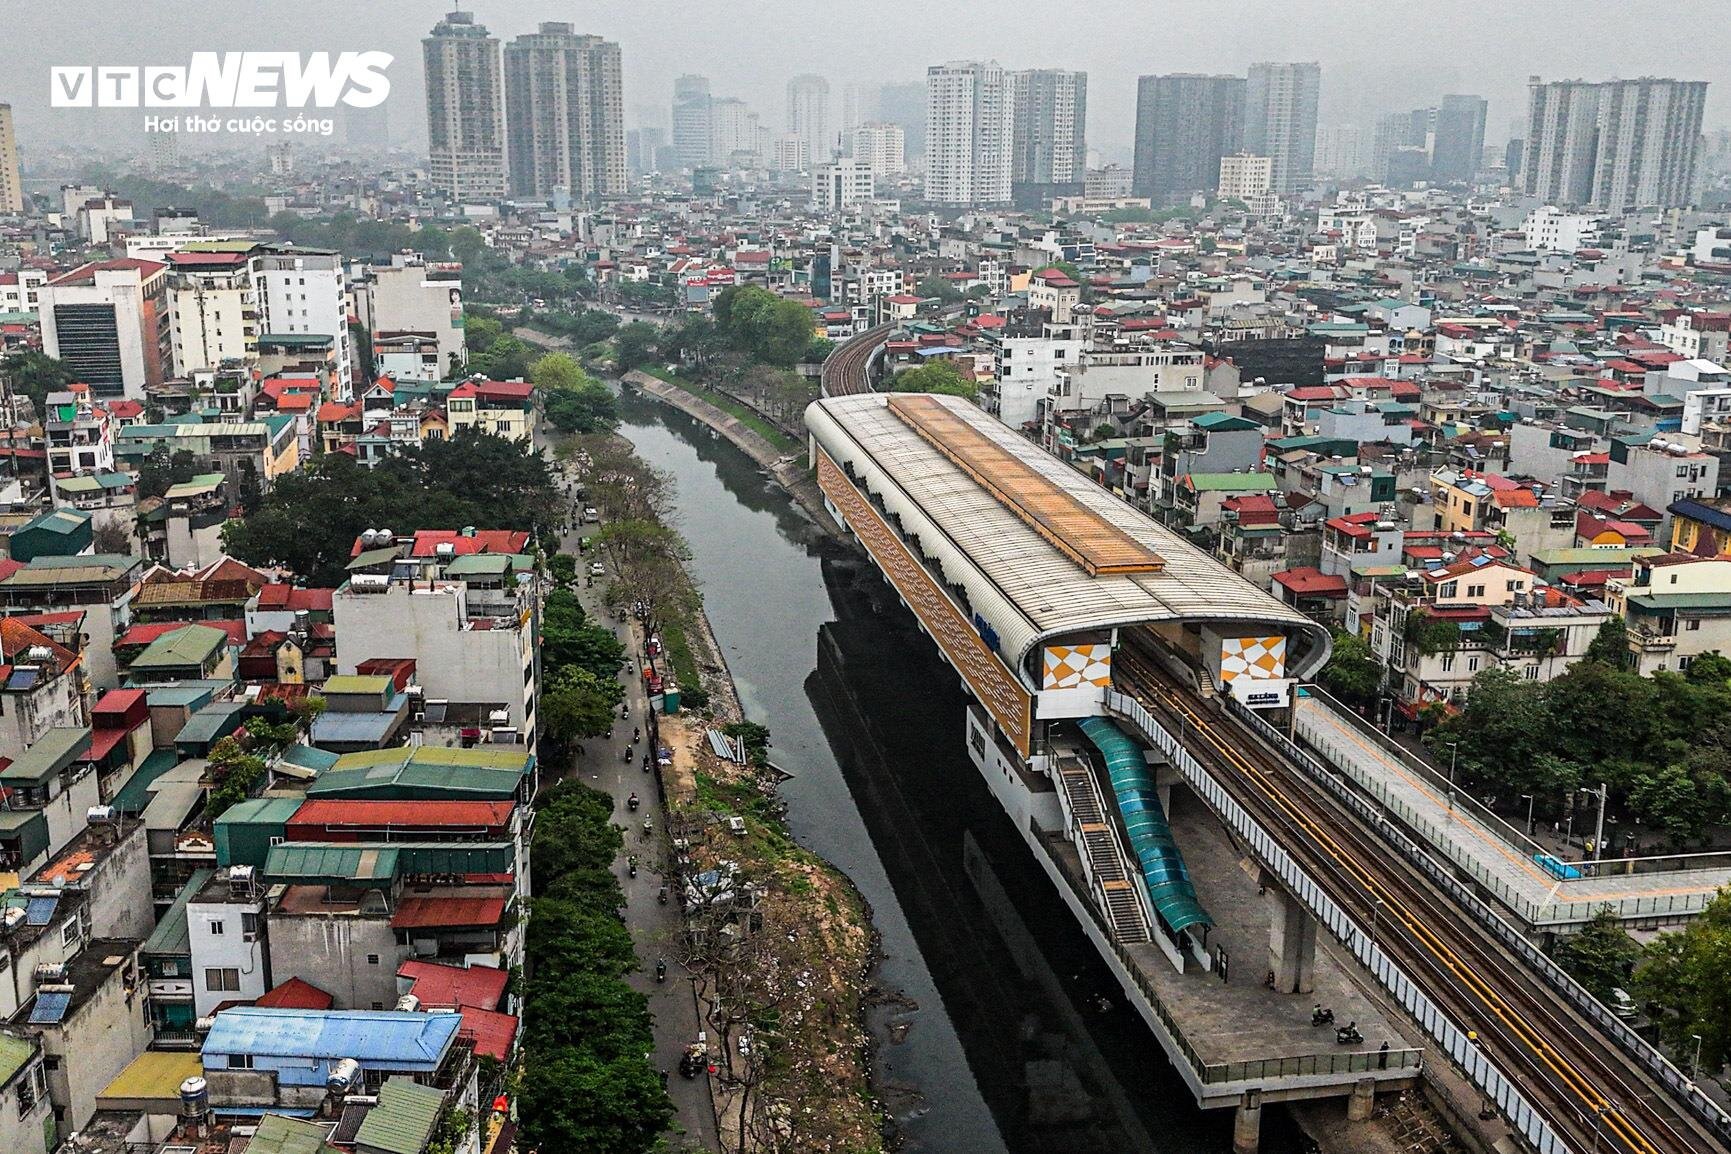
[0,678,84,766]
[266,914,403,1010]
[75,826,154,941]
[0,1053,52,1154]
[40,966,152,1131]
[187,896,269,1015]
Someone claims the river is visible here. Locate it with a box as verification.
[618,391,1299,1154]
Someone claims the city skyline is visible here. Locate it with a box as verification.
[2,0,1727,162]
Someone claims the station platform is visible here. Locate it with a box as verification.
[1294,693,1731,931]
[1032,776,1421,1112]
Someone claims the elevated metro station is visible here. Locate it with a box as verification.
[806,392,1419,1146]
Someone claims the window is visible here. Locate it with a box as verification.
[1439,581,1458,598]
[60,921,79,946]
[367,954,380,965]
[209,920,225,936]
[1467,656,1480,672]
[241,912,259,939]
[1524,665,1540,680]
[205,968,240,992]
[1467,584,1486,598]
[1687,619,1702,631]
[1506,579,1524,592]
[1440,654,1455,672]
[226,1054,253,1070]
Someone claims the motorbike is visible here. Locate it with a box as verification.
[623,744,634,764]
[628,855,638,878]
[655,958,667,983]
[642,818,653,838]
[1335,1023,1363,1046]
[627,792,640,811]
[1311,1005,1334,1027]
[642,755,651,773]
[657,885,669,905]
[633,727,641,743]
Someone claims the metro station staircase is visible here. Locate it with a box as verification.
[1056,756,1153,943]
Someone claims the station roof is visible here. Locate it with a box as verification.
[807,393,1328,676]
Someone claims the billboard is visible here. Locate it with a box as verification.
[1218,635,1287,683]
[1041,643,1113,690]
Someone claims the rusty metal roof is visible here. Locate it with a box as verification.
[887,393,1165,577]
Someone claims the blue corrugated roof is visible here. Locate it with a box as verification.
[201,1008,462,1069]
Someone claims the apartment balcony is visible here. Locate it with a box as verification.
[1628,627,1677,653]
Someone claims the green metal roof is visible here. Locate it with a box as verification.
[354,1077,445,1154]
[347,547,400,570]
[264,843,401,884]
[141,869,214,958]
[1626,592,1731,612]
[1182,472,1278,492]
[111,749,185,814]
[0,1032,36,1087]
[246,1113,342,1154]
[322,674,392,696]
[130,624,229,670]
[309,746,532,801]
[442,553,511,576]
[1,727,91,784]
[16,508,91,537]
[163,474,225,500]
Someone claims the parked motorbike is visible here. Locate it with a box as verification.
[657,885,669,905]
[1335,1023,1363,1046]
[1311,1005,1334,1027]
[642,818,654,838]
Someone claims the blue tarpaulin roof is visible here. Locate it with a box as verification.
[1078,716,1213,935]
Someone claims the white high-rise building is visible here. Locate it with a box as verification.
[853,122,906,176]
[787,74,830,165]
[772,135,809,172]
[1315,125,1366,180]
[252,246,354,398]
[1523,76,1708,210]
[1243,62,1321,194]
[925,61,1014,205]
[423,10,507,201]
[166,252,257,376]
[813,159,874,212]
[839,84,875,154]
[710,98,764,168]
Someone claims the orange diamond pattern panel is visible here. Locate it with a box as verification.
[1041,643,1113,689]
[1219,635,1287,683]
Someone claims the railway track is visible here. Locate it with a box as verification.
[1114,636,1717,1154]
[820,323,894,396]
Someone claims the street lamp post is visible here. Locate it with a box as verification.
[1447,741,1459,786]
[1691,1034,1704,1081]
[1520,793,1535,838]
[1580,782,1608,862]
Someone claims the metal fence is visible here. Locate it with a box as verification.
[1105,690,1572,1154]
[1225,694,1731,1145]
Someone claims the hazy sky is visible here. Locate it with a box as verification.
[3,0,1726,162]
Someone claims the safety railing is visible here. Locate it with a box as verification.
[1105,689,1569,1154]
[1224,694,1731,1145]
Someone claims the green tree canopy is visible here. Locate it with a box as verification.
[612,322,660,371]
[1319,629,1380,708]
[1634,888,1731,1069]
[890,360,978,399]
[221,431,560,585]
[1552,907,1639,1001]
[712,285,818,367]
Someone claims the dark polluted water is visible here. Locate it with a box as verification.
[617,391,1302,1154]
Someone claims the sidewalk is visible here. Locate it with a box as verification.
[553,476,721,1149]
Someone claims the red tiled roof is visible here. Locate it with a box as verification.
[0,618,76,672]
[403,529,530,558]
[1273,567,1348,597]
[255,977,334,1010]
[390,893,509,930]
[86,726,131,762]
[399,960,510,1010]
[93,688,147,716]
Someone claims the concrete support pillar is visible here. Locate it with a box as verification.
[1267,886,1317,994]
[1347,1078,1376,1123]
[1232,1091,1263,1154]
